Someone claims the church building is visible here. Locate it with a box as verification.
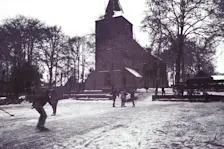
[85,0,168,90]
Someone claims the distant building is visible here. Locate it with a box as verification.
[85,0,168,90]
[212,75,224,80]
[64,75,85,93]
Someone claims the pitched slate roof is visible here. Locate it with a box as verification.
[105,0,123,17]
[125,67,142,78]
[194,70,213,79]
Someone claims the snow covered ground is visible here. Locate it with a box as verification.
[1,93,224,149]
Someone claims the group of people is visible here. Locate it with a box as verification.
[32,88,137,131]
[155,87,166,95]
[111,88,136,107]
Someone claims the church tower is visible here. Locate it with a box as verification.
[85,0,168,90]
[95,0,133,70]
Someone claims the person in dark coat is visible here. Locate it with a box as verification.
[50,89,59,116]
[203,89,209,102]
[111,88,119,107]
[162,87,165,95]
[130,89,135,107]
[32,89,52,131]
[155,87,158,95]
[120,90,127,107]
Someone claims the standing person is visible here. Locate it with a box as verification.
[50,88,59,116]
[32,89,52,131]
[121,90,127,107]
[130,89,135,107]
[162,87,165,95]
[203,89,209,102]
[111,88,118,107]
[155,87,158,95]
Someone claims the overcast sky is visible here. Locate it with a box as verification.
[0,0,223,73]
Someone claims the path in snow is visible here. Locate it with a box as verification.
[0,95,224,149]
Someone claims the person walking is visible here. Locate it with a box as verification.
[50,88,59,116]
[162,87,165,95]
[203,89,209,102]
[120,90,127,107]
[111,88,118,107]
[155,87,158,95]
[130,89,135,107]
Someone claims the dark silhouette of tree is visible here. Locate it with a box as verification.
[213,0,224,39]
[68,34,95,84]
[39,26,66,88]
[0,15,95,96]
[0,15,46,97]
[68,36,83,83]
[142,0,218,84]
[158,39,216,81]
[1,16,45,66]
[11,62,42,94]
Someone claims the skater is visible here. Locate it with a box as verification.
[155,88,158,95]
[120,89,127,107]
[162,87,165,95]
[32,89,52,131]
[130,89,135,107]
[50,88,59,116]
[111,88,119,107]
[203,89,209,102]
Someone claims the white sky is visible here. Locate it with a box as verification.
[0,0,223,73]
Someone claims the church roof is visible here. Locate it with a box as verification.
[194,70,212,79]
[125,67,142,78]
[186,70,213,84]
[105,0,123,17]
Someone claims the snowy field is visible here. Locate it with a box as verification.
[1,94,224,149]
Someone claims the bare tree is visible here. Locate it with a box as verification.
[68,36,83,82]
[213,0,224,40]
[68,34,95,82]
[142,0,218,84]
[0,16,46,95]
[39,26,66,88]
[159,38,216,82]
[80,34,95,82]
[1,16,45,66]
[65,34,95,92]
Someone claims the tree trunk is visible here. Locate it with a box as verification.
[55,62,58,87]
[181,54,185,82]
[81,60,85,92]
[60,73,63,86]
[29,40,34,65]
[175,54,180,85]
[49,68,53,88]
[77,52,80,82]
[176,33,184,85]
